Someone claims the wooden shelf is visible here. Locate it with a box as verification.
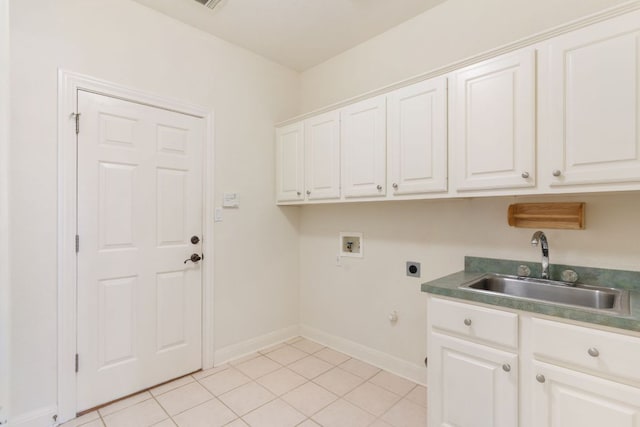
[508,203,585,229]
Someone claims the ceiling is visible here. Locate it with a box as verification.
[132,0,446,71]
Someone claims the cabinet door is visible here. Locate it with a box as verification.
[387,77,447,195]
[429,332,518,427]
[542,11,640,187]
[275,122,304,202]
[450,48,536,191]
[341,95,386,198]
[532,361,640,427]
[304,110,340,200]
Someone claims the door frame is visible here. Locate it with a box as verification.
[0,1,10,424]
[57,69,215,421]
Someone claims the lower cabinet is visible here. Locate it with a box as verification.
[532,361,640,427]
[429,332,518,427]
[427,296,640,427]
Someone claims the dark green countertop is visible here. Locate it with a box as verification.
[421,257,640,332]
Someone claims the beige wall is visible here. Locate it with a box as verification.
[300,194,640,380]
[9,0,300,419]
[1,0,10,423]
[300,0,629,111]
[298,0,637,382]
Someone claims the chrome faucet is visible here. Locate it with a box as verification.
[531,231,550,279]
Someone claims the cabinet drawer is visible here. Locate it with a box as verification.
[429,297,518,349]
[532,318,640,384]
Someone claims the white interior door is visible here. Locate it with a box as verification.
[76,91,204,411]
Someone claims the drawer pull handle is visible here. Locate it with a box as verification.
[588,347,600,357]
[502,364,511,372]
[536,374,546,383]
[463,318,472,326]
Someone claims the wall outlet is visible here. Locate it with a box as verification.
[406,261,421,278]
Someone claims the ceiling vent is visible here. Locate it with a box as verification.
[194,0,224,10]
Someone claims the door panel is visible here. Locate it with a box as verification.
[305,110,340,200]
[77,91,204,411]
[532,361,640,427]
[429,332,518,427]
[451,49,536,191]
[341,95,386,198]
[543,11,640,186]
[387,77,448,195]
[276,122,304,202]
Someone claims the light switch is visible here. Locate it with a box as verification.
[214,207,223,222]
[223,193,239,208]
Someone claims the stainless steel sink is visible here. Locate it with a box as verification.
[459,274,630,315]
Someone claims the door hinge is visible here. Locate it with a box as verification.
[75,234,79,253]
[75,353,79,373]
[74,112,81,134]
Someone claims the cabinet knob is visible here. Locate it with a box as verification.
[296,191,301,196]
[552,170,562,177]
[377,185,383,191]
[392,183,398,189]
[463,318,472,326]
[588,347,600,357]
[536,374,546,383]
[502,364,511,372]
[521,171,530,179]
[306,190,311,196]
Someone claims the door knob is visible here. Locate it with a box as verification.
[184,253,202,264]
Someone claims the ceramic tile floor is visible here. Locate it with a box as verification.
[62,337,426,427]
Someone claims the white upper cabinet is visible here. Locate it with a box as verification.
[541,10,640,187]
[304,110,341,200]
[450,48,536,192]
[275,8,640,204]
[387,76,448,195]
[275,122,304,202]
[341,95,387,198]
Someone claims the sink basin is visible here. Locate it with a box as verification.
[459,274,630,315]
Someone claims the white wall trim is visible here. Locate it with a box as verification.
[8,405,57,427]
[300,324,427,385]
[56,70,215,423]
[0,0,10,424]
[214,325,300,365]
[279,0,640,125]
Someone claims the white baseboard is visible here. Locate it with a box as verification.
[214,325,300,365]
[300,324,427,385]
[9,405,57,427]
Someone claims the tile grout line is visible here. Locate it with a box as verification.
[149,389,176,426]
[70,338,423,427]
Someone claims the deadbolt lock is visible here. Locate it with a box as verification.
[191,235,200,244]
